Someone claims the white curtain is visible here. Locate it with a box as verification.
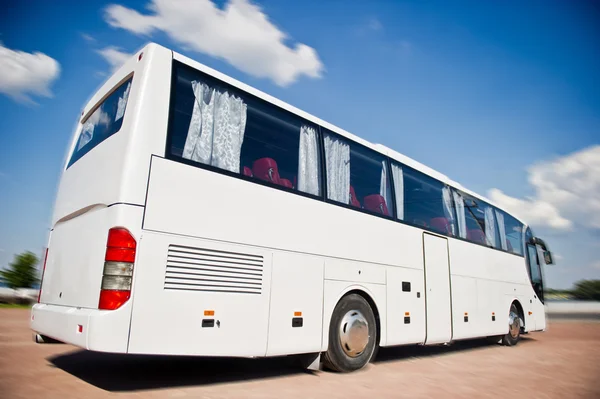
[379,161,392,212]
[484,207,497,247]
[391,163,404,220]
[453,191,467,239]
[183,80,247,173]
[495,210,507,250]
[115,82,131,122]
[442,187,456,236]
[324,134,350,203]
[297,125,320,195]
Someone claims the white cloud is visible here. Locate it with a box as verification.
[103,0,324,86]
[592,261,600,270]
[489,145,600,231]
[367,17,383,32]
[488,188,572,230]
[0,43,60,104]
[96,46,132,71]
[81,33,97,43]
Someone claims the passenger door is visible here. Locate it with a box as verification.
[423,233,453,344]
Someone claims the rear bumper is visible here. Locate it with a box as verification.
[31,301,132,353]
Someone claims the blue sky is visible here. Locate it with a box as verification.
[0,0,599,289]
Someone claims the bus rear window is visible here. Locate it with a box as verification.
[67,77,133,168]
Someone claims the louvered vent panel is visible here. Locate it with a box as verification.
[165,245,263,294]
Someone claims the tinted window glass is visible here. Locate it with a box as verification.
[68,77,132,167]
[403,167,456,236]
[169,63,321,196]
[323,131,392,217]
[526,243,544,302]
[459,192,500,248]
[499,212,524,255]
[527,245,542,284]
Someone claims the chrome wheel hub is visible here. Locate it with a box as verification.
[339,310,369,357]
[508,310,520,339]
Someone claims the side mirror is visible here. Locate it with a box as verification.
[543,251,554,265]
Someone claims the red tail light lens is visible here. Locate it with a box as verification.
[37,248,49,303]
[99,228,136,310]
[107,228,136,249]
[105,247,136,263]
[98,290,131,310]
[105,228,136,263]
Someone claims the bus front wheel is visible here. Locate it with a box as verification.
[323,293,378,372]
[502,303,522,346]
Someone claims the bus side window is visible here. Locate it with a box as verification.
[323,131,393,218]
[168,64,322,197]
[500,212,524,256]
[403,167,457,237]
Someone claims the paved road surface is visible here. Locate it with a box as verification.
[1,309,599,398]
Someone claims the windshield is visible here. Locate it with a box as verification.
[67,77,133,168]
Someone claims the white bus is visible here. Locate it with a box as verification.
[31,42,553,372]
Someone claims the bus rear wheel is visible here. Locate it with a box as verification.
[323,294,377,372]
[502,303,522,346]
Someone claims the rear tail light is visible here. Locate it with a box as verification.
[99,228,136,310]
[37,248,49,303]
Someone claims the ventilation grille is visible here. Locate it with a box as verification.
[165,245,263,294]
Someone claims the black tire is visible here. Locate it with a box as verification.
[502,303,521,346]
[486,335,502,345]
[323,294,378,372]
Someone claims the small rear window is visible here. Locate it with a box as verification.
[67,77,133,168]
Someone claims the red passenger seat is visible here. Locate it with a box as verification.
[280,178,293,188]
[349,186,361,208]
[468,229,487,244]
[242,166,253,177]
[363,194,389,216]
[252,158,281,185]
[430,217,452,235]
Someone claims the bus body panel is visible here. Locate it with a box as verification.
[33,205,143,350]
[118,44,172,208]
[31,300,134,353]
[266,251,324,356]
[51,64,138,226]
[50,43,172,226]
[128,230,272,356]
[385,266,426,346]
[36,42,170,317]
[39,205,143,309]
[447,238,537,337]
[31,304,93,348]
[143,157,424,270]
[40,206,111,308]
